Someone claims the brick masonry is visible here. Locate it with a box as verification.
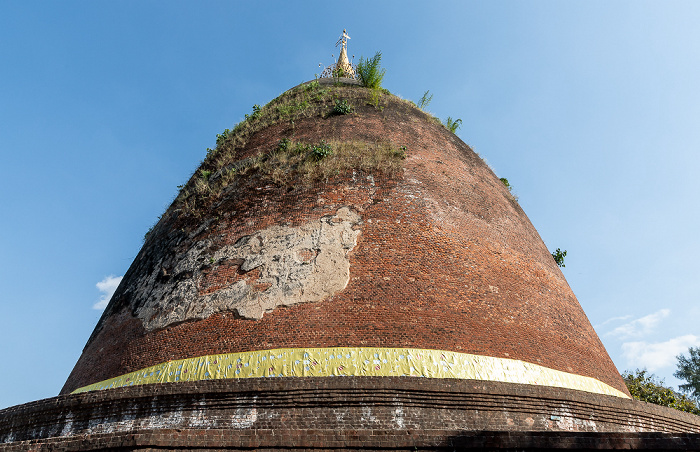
[61,84,628,398]
[2,378,700,450]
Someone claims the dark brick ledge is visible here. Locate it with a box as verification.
[3,429,700,451]
[2,377,700,450]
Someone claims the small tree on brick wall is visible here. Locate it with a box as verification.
[551,248,567,268]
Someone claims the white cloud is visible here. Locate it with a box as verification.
[92,275,123,310]
[622,335,700,371]
[594,315,632,329]
[607,309,670,339]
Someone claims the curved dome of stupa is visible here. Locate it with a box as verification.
[61,78,628,399]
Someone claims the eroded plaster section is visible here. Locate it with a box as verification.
[132,207,361,329]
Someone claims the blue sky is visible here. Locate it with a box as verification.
[1,1,699,409]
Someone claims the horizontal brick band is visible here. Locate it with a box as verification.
[72,347,628,398]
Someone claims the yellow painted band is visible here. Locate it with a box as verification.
[72,347,629,398]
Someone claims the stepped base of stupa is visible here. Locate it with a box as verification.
[2,377,700,450]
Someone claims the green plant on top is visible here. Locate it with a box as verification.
[305,80,320,91]
[143,215,163,243]
[356,51,386,89]
[418,90,433,110]
[312,141,333,160]
[277,137,291,153]
[276,99,309,117]
[333,66,348,78]
[250,139,405,186]
[333,99,354,115]
[500,177,518,201]
[143,224,155,243]
[175,83,413,219]
[245,104,262,121]
[551,248,567,268]
[218,167,237,187]
[444,116,462,133]
[216,129,233,148]
[367,89,383,110]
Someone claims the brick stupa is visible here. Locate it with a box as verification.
[2,39,700,450]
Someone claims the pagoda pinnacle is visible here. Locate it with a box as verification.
[319,29,356,79]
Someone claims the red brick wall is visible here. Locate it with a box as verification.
[62,86,626,396]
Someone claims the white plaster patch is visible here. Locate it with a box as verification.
[361,406,377,424]
[548,406,598,432]
[187,399,211,428]
[2,432,15,444]
[393,405,405,429]
[132,207,362,329]
[335,408,347,424]
[231,407,258,428]
[59,412,74,438]
[86,413,136,434]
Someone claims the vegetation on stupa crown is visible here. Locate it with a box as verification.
[444,117,462,133]
[166,81,415,224]
[142,61,470,240]
[417,90,433,110]
[356,51,386,89]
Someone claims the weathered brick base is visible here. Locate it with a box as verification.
[2,378,700,450]
[5,429,700,451]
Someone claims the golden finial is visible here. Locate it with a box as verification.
[319,29,357,79]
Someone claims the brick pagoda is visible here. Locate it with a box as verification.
[2,39,700,450]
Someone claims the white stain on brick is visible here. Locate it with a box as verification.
[231,406,258,428]
[59,412,73,438]
[393,405,405,429]
[87,413,136,434]
[187,399,210,428]
[132,207,362,328]
[548,406,598,432]
[361,406,377,424]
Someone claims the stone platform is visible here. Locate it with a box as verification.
[3,377,700,450]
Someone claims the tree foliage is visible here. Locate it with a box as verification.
[551,248,567,267]
[356,51,386,89]
[623,369,700,415]
[675,347,700,401]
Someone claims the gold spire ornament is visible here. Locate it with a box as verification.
[319,29,357,79]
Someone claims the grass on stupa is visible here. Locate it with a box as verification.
[248,139,406,186]
[171,81,411,220]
